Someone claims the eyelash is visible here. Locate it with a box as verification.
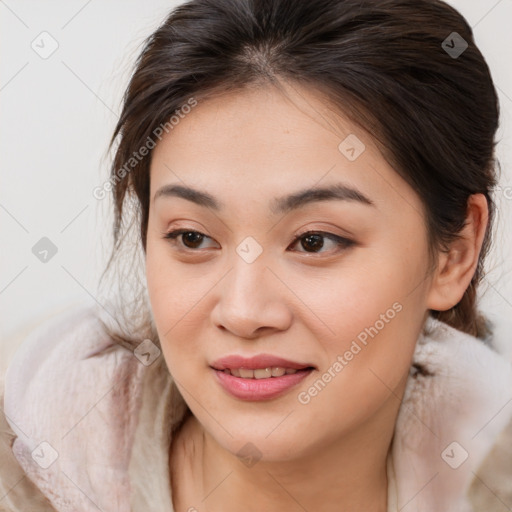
[162,228,354,256]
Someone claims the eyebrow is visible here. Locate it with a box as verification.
[153,182,374,214]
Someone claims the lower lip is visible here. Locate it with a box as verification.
[213,368,313,401]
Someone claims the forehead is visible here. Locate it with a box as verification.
[149,83,422,217]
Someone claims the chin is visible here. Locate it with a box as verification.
[224,432,306,464]
[197,408,318,462]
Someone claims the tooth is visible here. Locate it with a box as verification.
[271,367,286,377]
[228,367,301,378]
[254,368,272,379]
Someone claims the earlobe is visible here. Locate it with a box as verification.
[426,194,489,312]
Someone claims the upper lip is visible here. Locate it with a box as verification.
[211,354,315,371]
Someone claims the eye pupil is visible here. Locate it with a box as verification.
[302,234,324,252]
[183,231,203,248]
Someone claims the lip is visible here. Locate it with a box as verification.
[211,354,314,371]
[211,353,315,401]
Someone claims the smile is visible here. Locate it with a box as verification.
[211,354,315,401]
[222,367,300,378]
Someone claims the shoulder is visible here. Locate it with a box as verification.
[2,304,146,511]
[391,316,512,511]
[3,304,122,436]
[0,386,57,511]
[468,413,512,511]
[462,316,512,511]
[5,304,113,388]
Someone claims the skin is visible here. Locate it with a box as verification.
[145,81,488,511]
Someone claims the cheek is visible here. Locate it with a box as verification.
[145,239,214,371]
[294,244,429,411]
[299,299,422,442]
[291,285,424,449]
[146,236,198,322]
[290,242,428,349]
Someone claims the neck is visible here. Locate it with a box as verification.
[171,396,399,512]
[208,425,388,511]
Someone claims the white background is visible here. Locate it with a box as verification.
[1,0,512,366]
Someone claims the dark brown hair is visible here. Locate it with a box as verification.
[103,0,500,343]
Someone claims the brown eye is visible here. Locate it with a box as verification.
[163,229,217,250]
[180,231,204,249]
[162,228,354,255]
[289,231,354,254]
[300,233,325,252]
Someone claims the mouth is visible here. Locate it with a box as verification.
[210,354,315,401]
[220,367,311,378]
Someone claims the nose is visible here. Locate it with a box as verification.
[210,255,293,340]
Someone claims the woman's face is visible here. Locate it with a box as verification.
[146,83,435,461]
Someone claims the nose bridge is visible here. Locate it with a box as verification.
[212,238,292,337]
[226,239,273,310]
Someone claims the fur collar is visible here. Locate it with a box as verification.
[3,305,512,511]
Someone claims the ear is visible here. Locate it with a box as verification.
[427,194,489,311]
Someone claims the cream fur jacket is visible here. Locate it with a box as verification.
[1,305,512,511]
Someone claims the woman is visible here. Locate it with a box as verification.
[1,0,512,510]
